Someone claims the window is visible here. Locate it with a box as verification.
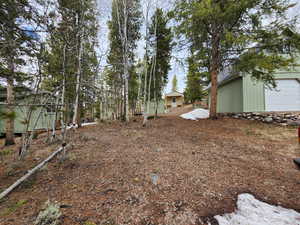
[172,97,176,103]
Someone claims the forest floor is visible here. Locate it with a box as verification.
[1,106,300,225]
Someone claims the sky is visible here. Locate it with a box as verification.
[97,0,186,94]
[97,0,300,94]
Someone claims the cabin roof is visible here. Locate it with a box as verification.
[165,91,184,97]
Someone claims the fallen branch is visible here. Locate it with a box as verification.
[0,145,68,200]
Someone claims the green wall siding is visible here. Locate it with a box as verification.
[216,78,243,113]
[213,71,300,113]
[242,75,265,112]
[0,106,56,134]
[213,64,300,113]
[148,101,165,115]
[273,73,300,79]
[242,73,300,112]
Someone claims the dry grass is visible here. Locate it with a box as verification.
[0,113,300,225]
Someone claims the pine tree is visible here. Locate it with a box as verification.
[184,56,205,103]
[42,0,99,125]
[106,0,142,121]
[172,75,178,92]
[173,0,300,119]
[0,0,36,145]
[147,8,173,101]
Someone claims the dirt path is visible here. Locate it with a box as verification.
[1,111,300,225]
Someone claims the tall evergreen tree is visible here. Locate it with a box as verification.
[106,0,142,121]
[0,0,36,145]
[172,75,178,92]
[173,0,300,118]
[146,8,173,101]
[42,0,99,124]
[184,55,205,103]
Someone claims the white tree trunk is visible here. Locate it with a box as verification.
[61,44,67,143]
[123,0,129,122]
[142,2,150,126]
[73,15,83,127]
[0,145,68,200]
[144,4,158,124]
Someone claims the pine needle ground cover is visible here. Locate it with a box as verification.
[0,108,299,225]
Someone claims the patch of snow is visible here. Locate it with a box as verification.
[82,122,97,127]
[180,108,209,120]
[212,194,300,225]
[66,122,97,130]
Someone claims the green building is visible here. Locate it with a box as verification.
[0,86,58,135]
[209,68,300,113]
[147,100,166,115]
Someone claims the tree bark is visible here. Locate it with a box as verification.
[5,77,15,146]
[142,3,150,127]
[122,0,129,122]
[209,27,221,119]
[61,45,67,142]
[73,17,83,127]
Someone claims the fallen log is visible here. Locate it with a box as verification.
[0,145,67,200]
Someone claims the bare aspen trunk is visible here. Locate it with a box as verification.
[209,27,220,119]
[124,67,129,122]
[5,77,15,146]
[61,45,67,143]
[142,3,150,126]
[153,12,158,118]
[115,0,130,122]
[146,8,157,120]
[153,64,157,118]
[122,0,129,122]
[99,100,102,120]
[0,145,69,200]
[147,57,153,115]
[20,49,44,157]
[137,66,142,114]
[73,19,83,127]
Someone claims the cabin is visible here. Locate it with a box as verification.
[165,91,184,108]
[0,86,58,135]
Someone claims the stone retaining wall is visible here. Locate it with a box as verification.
[221,112,300,126]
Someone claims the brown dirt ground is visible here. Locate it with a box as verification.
[1,107,300,225]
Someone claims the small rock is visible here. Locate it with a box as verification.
[60,204,72,208]
[150,173,159,185]
[156,148,161,152]
[294,158,300,168]
[287,120,300,126]
[264,117,273,123]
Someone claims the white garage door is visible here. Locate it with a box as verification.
[265,79,300,111]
